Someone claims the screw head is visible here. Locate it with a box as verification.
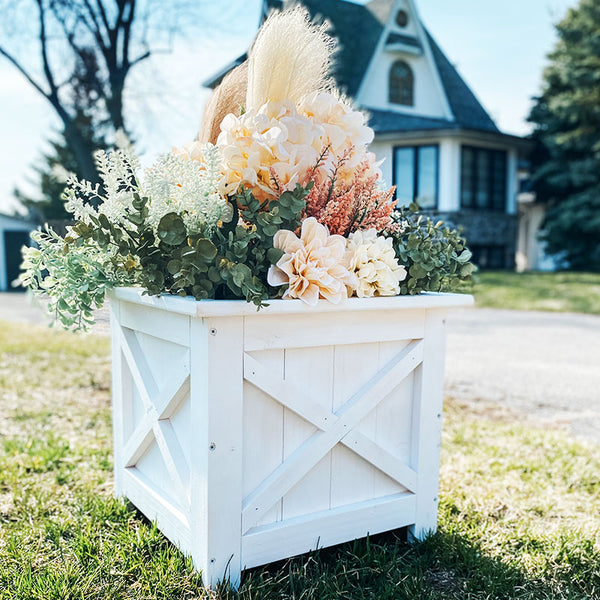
[210,328,217,336]
[209,442,216,451]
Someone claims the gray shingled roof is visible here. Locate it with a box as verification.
[204,0,501,136]
[367,110,458,134]
[294,0,385,97]
[257,0,384,97]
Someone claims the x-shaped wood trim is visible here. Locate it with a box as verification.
[119,326,191,500]
[242,340,423,533]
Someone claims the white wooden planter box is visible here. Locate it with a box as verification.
[109,288,473,587]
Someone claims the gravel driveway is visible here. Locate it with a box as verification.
[1,293,599,443]
[445,308,600,444]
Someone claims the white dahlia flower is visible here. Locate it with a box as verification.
[345,230,406,297]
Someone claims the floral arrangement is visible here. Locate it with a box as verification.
[20,7,473,329]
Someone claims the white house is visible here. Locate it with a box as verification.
[0,214,35,291]
[205,0,530,269]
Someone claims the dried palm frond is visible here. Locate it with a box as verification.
[198,61,248,145]
[246,5,335,110]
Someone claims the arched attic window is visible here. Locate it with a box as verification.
[389,60,414,106]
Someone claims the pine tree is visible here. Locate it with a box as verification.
[528,0,600,270]
[15,111,106,223]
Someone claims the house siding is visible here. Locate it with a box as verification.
[426,210,518,270]
[0,215,35,291]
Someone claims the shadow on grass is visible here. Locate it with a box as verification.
[235,526,590,600]
[2,492,596,599]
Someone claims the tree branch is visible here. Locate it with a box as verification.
[129,49,150,67]
[0,46,49,99]
[36,0,59,99]
[79,0,109,52]
[94,0,110,35]
[121,0,135,68]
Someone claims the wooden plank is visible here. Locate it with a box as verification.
[372,340,414,498]
[110,288,198,316]
[110,301,125,497]
[331,343,379,509]
[282,346,334,520]
[189,318,210,580]
[242,341,423,532]
[242,350,285,527]
[154,420,190,500]
[245,352,417,492]
[122,468,191,552]
[409,312,447,541]
[242,493,416,569]
[111,288,473,318]
[122,412,154,467]
[119,328,158,410]
[119,300,191,346]
[244,310,425,351]
[190,316,246,588]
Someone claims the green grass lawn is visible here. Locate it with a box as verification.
[0,321,599,599]
[473,271,600,315]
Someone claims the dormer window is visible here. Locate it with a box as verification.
[389,60,414,106]
[395,10,409,28]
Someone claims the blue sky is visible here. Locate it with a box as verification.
[0,0,578,214]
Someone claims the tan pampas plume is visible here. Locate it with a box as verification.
[198,61,248,145]
[246,5,335,111]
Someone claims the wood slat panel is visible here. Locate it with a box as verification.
[122,468,191,549]
[119,301,191,347]
[241,341,423,532]
[244,310,425,351]
[242,493,416,569]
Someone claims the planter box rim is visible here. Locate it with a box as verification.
[109,287,474,318]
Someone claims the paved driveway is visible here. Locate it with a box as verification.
[1,293,599,443]
[445,308,600,443]
[0,292,110,334]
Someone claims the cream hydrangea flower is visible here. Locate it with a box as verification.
[217,100,325,201]
[216,93,381,202]
[298,91,379,185]
[345,230,406,297]
[267,217,358,305]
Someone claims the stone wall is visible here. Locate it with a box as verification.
[423,210,518,269]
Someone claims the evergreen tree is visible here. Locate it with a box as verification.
[16,111,105,222]
[528,0,600,270]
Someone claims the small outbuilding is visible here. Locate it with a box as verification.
[0,213,36,292]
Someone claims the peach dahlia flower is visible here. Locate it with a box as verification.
[267,217,357,305]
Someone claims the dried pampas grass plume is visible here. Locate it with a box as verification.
[246,6,335,110]
[198,61,248,145]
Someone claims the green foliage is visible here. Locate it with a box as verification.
[22,184,310,329]
[387,203,474,295]
[20,137,472,330]
[20,228,122,330]
[528,0,600,270]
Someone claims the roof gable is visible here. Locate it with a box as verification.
[258,0,388,98]
[203,0,503,135]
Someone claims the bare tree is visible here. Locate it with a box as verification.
[0,0,197,181]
